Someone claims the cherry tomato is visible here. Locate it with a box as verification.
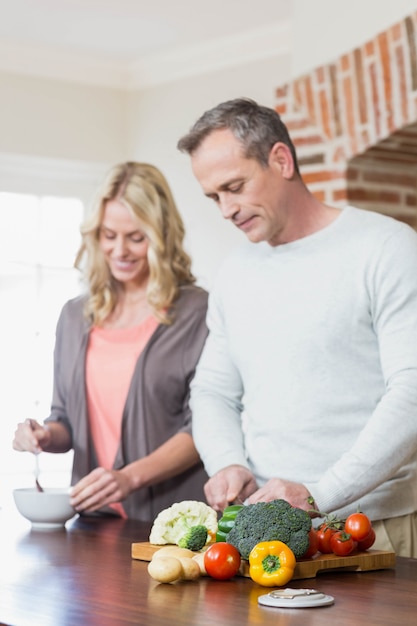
[204,542,241,580]
[330,531,355,556]
[357,527,376,551]
[316,525,336,554]
[302,528,319,558]
[344,513,372,542]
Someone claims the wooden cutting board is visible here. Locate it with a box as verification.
[131,542,396,579]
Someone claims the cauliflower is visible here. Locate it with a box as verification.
[149,500,218,546]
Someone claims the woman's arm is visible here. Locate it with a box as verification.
[39,420,72,453]
[122,431,201,490]
[13,419,72,454]
[69,432,201,513]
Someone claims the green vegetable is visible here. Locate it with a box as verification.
[215,530,229,542]
[226,499,312,560]
[178,525,208,551]
[216,504,244,542]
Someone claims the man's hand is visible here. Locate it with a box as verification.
[204,464,257,511]
[246,478,314,512]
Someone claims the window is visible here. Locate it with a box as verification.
[0,192,84,507]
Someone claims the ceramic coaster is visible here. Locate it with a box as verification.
[258,587,335,609]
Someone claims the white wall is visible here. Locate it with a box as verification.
[0,152,110,209]
[292,0,417,76]
[128,55,292,289]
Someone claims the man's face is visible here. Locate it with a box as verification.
[191,128,290,246]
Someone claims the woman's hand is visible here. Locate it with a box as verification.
[69,467,132,513]
[12,419,51,454]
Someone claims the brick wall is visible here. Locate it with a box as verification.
[275,12,417,227]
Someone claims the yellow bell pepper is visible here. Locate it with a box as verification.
[249,541,296,587]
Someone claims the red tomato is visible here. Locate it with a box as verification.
[316,525,336,554]
[357,527,376,551]
[204,542,241,580]
[330,531,355,556]
[344,513,372,542]
[302,528,319,558]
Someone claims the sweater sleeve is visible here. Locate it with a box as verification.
[306,224,417,514]
[190,283,249,475]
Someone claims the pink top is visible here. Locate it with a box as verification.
[86,316,159,517]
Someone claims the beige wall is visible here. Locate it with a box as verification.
[0,72,128,163]
[127,55,292,288]
[292,0,417,76]
[2,1,417,287]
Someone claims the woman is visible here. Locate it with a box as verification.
[13,162,209,521]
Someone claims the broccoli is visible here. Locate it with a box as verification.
[178,525,208,551]
[226,499,312,560]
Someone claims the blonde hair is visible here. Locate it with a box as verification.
[75,162,196,325]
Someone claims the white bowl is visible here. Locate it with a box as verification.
[13,487,76,529]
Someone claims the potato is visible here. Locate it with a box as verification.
[192,551,207,576]
[152,546,195,560]
[147,556,183,583]
[178,557,200,581]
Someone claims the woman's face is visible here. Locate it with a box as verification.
[99,199,150,287]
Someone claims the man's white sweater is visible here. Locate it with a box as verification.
[191,207,417,520]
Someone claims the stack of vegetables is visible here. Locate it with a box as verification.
[215,499,311,586]
[218,499,312,560]
[146,498,376,587]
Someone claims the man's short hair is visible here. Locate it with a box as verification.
[177,97,300,173]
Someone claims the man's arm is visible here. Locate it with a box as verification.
[190,286,249,480]
[305,225,417,515]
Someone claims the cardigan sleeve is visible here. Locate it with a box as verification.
[44,296,89,442]
[179,295,210,435]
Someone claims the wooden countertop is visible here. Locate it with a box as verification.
[0,508,415,626]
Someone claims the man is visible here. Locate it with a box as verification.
[177,98,417,556]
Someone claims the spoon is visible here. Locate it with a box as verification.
[28,419,44,492]
[34,453,44,492]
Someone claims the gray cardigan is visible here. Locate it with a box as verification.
[46,284,209,521]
